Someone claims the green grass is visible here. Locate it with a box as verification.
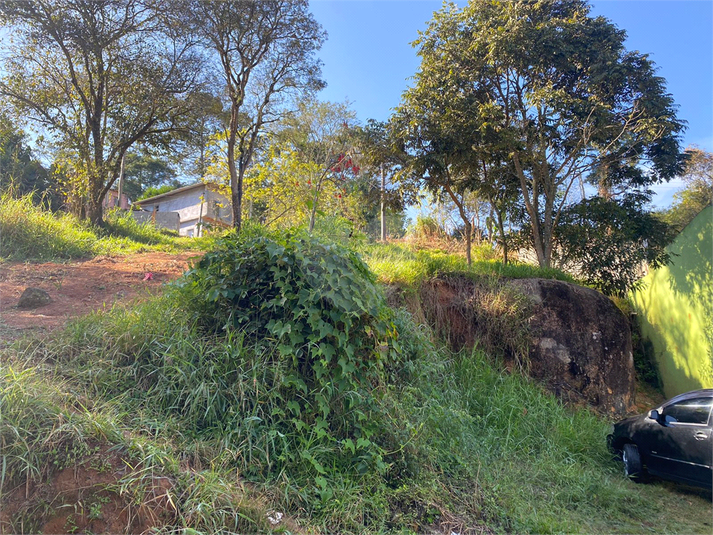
[0,193,218,261]
[1,226,710,534]
[360,241,577,287]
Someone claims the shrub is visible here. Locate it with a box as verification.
[181,231,403,448]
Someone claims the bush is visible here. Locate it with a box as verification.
[181,230,404,450]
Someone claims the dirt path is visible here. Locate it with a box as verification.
[0,252,201,343]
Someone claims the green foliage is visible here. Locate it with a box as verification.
[662,147,713,233]
[0,0,200,225]
[135,184,178,201]
[554,193,676,296]
[0,113,56,206]
[181,231,403,456]
[401,0,686,268]
[122,152,180,201]
[4,233,713,532]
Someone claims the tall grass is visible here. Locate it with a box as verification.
[3,285,709,531]
[0,193,214,261]
[0,193,96,260]
[360,241,577,287]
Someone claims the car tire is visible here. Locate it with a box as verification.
[622,443,644,481]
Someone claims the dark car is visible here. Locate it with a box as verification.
[607,389,713,489]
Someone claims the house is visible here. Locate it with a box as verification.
[103,188,131,211]
[135,183,232,237]
[629,205,712,397]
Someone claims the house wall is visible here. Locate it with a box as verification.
[131,211,180,233]
[204,188,233,227]
[138,186,232,237]
[630,206,713,397]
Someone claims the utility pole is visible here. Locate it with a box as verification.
[117,153,125,209]
[380,163,386,241]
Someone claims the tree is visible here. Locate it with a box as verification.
[0,0,202,225]
[121,152,181,201]
[205,99,364,231]
[393,79,511,265]
[353,120,417,241]
[187,0,325,232]
[0,112,54,203]
[277,99,360,233]
[409,0,686,268]
[554,193,675,295]
[663,147,713,232]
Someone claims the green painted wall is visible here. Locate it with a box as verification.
[630,206,712,397]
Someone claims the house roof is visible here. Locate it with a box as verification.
[135,182,217,205]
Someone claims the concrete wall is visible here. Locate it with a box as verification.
[204,188,232,226]
[131,211,180,233]
[630,206,713,397]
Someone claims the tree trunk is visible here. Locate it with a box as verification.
[495,207,508,265]
[228,102,242,232]
[444,183,472,266]
[308,187,319,233]
[512,151,549,268]
[464,219,472,266]
[86,194,103,227]
[86,170,105,226]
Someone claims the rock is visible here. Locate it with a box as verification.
[508,279,635,415]
[419,276,635,415]
[17,287,52,309]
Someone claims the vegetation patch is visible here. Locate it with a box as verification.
[361,241,576,289]
[0,193,212,262]
[2,230,711,534]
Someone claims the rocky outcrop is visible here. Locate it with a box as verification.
[17,287,51,309]
[419,276,635,415]
[507,279,635,414]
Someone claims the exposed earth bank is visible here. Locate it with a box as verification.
[0,252,199,343]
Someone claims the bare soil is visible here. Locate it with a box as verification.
[0,252,200,344]
[0,444,176,534]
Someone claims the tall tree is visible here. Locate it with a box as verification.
[121,151,181,201]
[0,0,202,225]
[187,0,325,232]
[272,99,360,232]
[0,112,53,202]
[663,147,713,232]
[353,120,417,242]
[409,0,687,268]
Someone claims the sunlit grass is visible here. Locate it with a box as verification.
[0,193,218,261]
[360,240,577,287]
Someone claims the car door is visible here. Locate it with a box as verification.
[648,396,713,486]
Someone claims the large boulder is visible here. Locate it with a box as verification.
[508,279,635,415]
[419,276,635,415]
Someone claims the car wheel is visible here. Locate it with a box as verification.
[622,443,644,481]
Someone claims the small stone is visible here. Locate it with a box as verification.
[17,287,51,309]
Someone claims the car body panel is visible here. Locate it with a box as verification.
[608,389,713,489]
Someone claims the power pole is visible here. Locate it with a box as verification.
[117,153,125,209]
[380,163,386,241]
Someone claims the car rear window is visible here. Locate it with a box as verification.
[662,397,713,425]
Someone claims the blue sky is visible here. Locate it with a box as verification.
[310,0,713,207]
